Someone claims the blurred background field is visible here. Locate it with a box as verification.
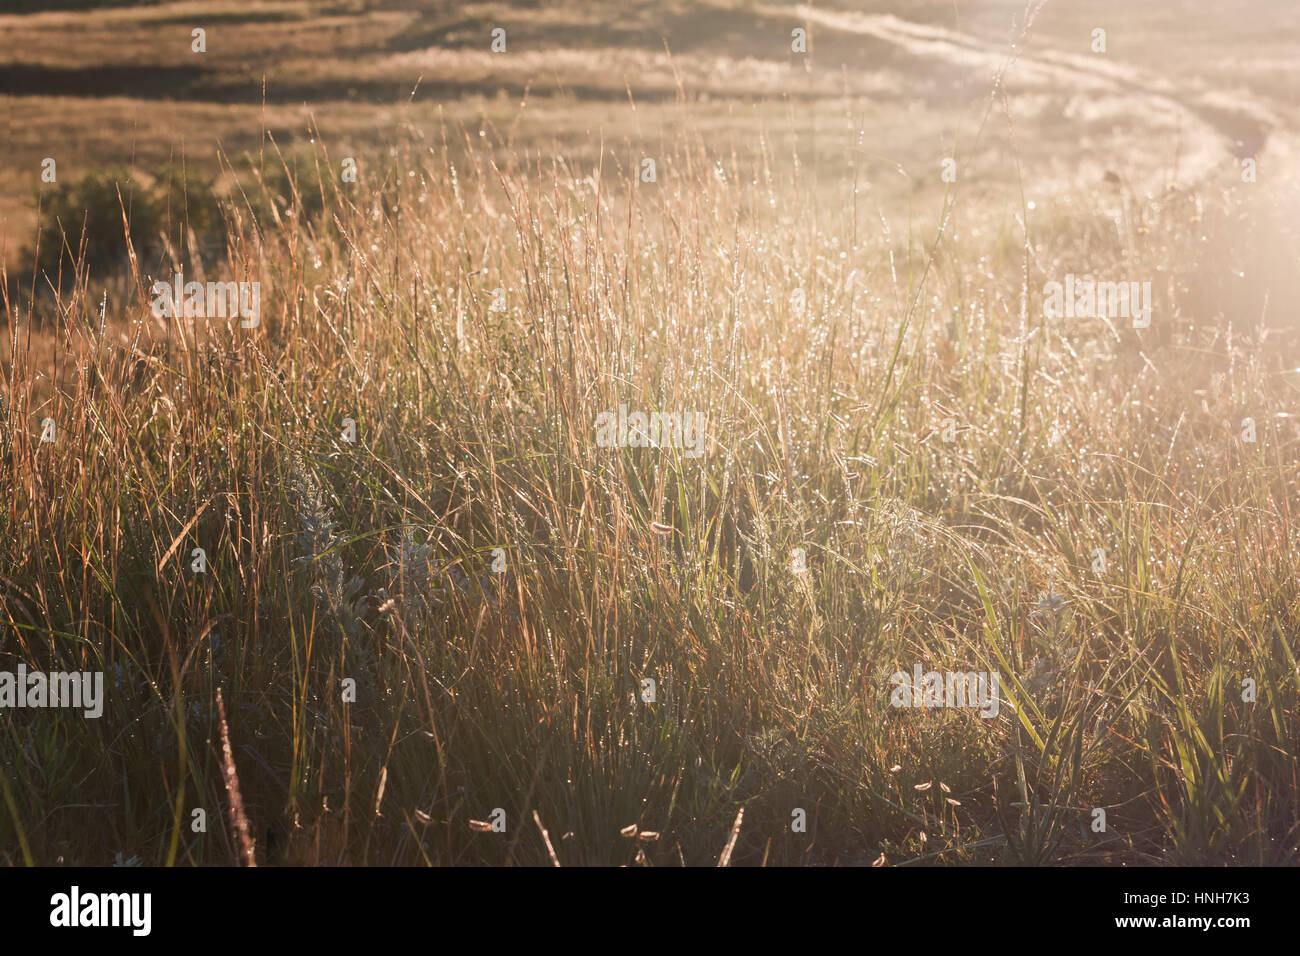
[2,0,1297,268]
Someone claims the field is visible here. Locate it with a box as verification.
[2,0,1300,867]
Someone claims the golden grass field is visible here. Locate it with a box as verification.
[2,0,1300,866]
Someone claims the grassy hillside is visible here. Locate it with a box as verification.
[1,1,1298,866]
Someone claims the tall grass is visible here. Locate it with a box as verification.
[1,121,1298,866]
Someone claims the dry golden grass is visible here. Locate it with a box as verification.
[2,114,1299,864]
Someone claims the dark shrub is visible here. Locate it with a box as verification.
[21,168,225,290]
